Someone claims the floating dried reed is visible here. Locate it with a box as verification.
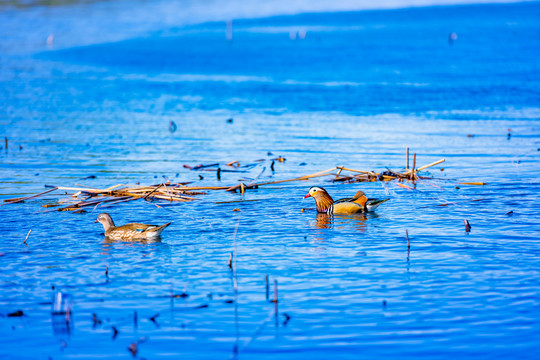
[3,152,483,213]
[24,230,31,246]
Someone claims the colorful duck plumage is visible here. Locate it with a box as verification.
[95,213,171,240]
[304,186,389,215]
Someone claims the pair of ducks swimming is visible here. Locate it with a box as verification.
[96,186,389,240]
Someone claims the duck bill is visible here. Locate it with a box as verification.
[94,219,99,223]
[303,193,311,199]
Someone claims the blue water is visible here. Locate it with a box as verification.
[1,1,540,359]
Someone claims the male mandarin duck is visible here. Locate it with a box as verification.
[95,213,171,240]
[304,186,389,215]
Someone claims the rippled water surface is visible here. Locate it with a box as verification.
[1,1,540,359]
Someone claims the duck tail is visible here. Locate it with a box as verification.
[366,199,390,212]
[145,222,171,237]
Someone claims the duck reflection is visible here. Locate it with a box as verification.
[52,313,73,336]
[313,213,367,232]
[100,236,163,255]
[103,236,162,245]
[334,213,368,232]
[51,292,73,336]
[314,213,333,229]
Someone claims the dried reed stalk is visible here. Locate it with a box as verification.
[403,159,445,175]
[410,153,416,181]
[9,155,468,214]
[24,230,31,245]
[406,147,409,170]
[2,187,58,205]
[406,229,410,250]
[336,166,373,175]
[143,183,164,200]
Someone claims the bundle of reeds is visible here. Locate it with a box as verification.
[2,149,482,212]
[2,182,205,212]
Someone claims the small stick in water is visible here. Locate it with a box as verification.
[66,307,71,323]
[270,160,275,172]
[217,168,221,181]
[406,229,410,250]
[464,219,471,233]
[92,313,102,327]
[134,311,138,329]
[265,274,269,300]
[23,230,31,246]
[273,280,278,321]
[406,147,409,170]
[272,280,278,304]
[4,136,7,151]
[228,252,233,270]
[410,153,416,181]
[105,265,109,280]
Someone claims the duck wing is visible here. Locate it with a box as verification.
[335,193,368,209]
[334,196,355,204]
[330,201,364,215]
[114,223,158,232]
[106,222,171,239]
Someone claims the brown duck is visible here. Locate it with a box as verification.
[95,213,171,240]
[304,186,389,215]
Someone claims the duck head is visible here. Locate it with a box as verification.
[95,213,115,232]
[304,186,334,213]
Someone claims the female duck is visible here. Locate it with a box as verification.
[304,186,389,215]
[95,213,171,240]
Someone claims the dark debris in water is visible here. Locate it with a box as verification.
[112,326,119,340]
[149,313,160,323]
[282,312,291,325]
[128,342,137,356]
[169,120,177,133]
[171,292,189,298]
[7,310,24,317]
[92,313,102,327]
[464,219,472,233]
